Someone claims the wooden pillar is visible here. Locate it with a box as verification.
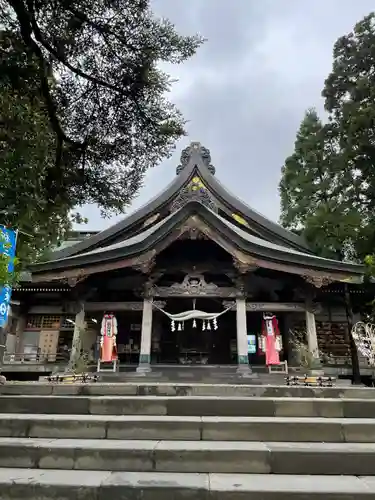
[305,300,320,361]
[15,314,27,353]
[236,297,252,374]
[137,298,153,373]
[69,302,85,368]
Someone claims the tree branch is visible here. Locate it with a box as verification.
[59,0,139,53]
[7,0,77,150]
[27,0,132,92]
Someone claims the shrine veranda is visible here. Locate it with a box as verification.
[3,142,370,378]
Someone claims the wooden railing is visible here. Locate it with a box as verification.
[2,351,68,364]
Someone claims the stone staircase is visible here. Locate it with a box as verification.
[1,383,375,498]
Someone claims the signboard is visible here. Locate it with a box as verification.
[0,227,17,328]
[247,334,257,354]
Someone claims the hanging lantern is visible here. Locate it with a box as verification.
[171,320,175,332]
[213,318,218,330]
[202,320,206,331]
[193,319,197,328]
[207,321,211,330]
[182,321,184,330]
[178,322,182,331]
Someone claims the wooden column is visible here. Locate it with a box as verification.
[69,302,85,367]
[305,299,320,361]
[236,297,252,375]
[137,298,153,373]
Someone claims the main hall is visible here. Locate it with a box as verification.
[6,142,365,376]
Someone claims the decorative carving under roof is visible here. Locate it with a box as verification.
[61,270,87,288]
[170,175,217,213]
[176,142,216,175]
[178,226,208,240]
[232,257,258,275]
[173,274,217,295]
[131,254,156,274]
[303,275,335,288]
[149,273,237,297]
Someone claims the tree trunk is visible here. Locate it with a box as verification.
[344,284,361,385]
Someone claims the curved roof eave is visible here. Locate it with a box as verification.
[51,144,311,260]
[50,162,194,261]
[31,201,364,277]
[196,165,311,252]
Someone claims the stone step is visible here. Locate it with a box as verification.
[1,395,374,417]
[1,382,370,399]
[2,437,375,475]
[0,469,374,499]
[1,413,375,442]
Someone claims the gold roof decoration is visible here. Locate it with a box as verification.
[232,213,249,227]
[189,176,206,191]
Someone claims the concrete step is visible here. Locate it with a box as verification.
[1,395,375,417]
[1,437,375,475]
[0,469,374,499]
[1,382,370,399]
[1,413,375,442]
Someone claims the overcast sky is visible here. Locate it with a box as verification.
[77,0,374,231]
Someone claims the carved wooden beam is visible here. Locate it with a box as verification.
[61,272,88,288]
[148,273,237,298]
[223,300,308,312]
[232,257,258,275]
[131,254,156,274]
[303,275,335,288]
[85,301,166,312]
[31,253,154,282]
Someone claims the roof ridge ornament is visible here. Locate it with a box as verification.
[176,142,216,175]
[170,175,217,212]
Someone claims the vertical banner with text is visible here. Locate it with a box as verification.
[0,227,17,328]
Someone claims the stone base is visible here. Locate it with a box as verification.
[1,470,374,499]
[308,369,325,377]
[236,364,256,378]
[136,364,152,374]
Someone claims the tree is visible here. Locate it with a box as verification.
[280,111,362,383]
[279,13,375,384]
[322,12,375,260]
[0,0,203,242]
[279,109,362,260]
[0,31,77,265]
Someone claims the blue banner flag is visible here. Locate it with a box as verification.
[0,227,17,328]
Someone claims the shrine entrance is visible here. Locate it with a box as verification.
[157,298,237,365]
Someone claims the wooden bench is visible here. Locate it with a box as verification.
[285,375,335,387]
[47,373,99,383]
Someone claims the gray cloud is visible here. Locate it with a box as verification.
[78,0,375,230]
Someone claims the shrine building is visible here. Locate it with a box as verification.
[5,142,366,376]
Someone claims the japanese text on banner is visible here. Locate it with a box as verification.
[0,227,17,328]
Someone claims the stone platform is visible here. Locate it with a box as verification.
[0,382,375,498]
[97,364,275,384]
[0,381,364,398]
